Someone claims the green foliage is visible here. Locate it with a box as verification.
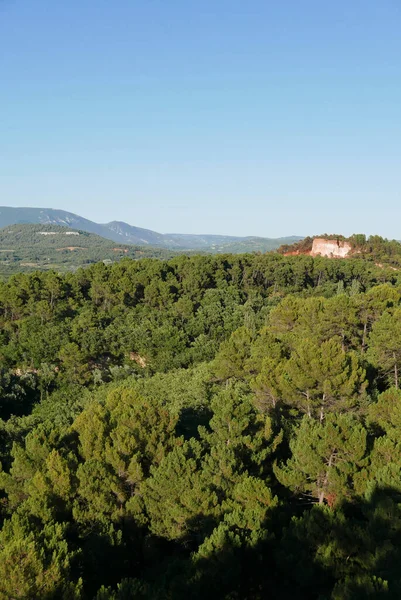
[368,309,401,388]
[275,413,367,505]
[138,440,219,542]
[280,338,367,418]
[0,514,81,599]
[0,251,401,597]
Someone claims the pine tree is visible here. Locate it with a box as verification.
[368,309,401,388]
[274,413,367,505]
[279,338,366,419]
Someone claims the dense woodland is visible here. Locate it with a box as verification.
[1,250,401,598]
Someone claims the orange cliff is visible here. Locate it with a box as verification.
[310,238,352,258]
[282,238,352,258]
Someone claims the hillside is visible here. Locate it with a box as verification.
[278,233,401,268]
[0,224,174,276]
[0,206,302,251]
[210,235,303,253]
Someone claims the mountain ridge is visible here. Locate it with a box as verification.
[0,206,302,251]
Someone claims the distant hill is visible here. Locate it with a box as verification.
[0,207,302,252]
[277,234,401,269]
[209,236,304,254]
[0,224,174,276]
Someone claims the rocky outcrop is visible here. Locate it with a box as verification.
[310,238,352,258]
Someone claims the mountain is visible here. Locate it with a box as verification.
[0,206,107,236]
[104,220,167,246]
[0,206,303,251]
[0,223,175,276]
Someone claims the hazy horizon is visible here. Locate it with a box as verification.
[3,204,401,242]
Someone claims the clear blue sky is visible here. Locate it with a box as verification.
[1,0,401,237]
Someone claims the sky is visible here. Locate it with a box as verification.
[1,0,401,237]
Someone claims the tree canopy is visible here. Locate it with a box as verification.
[1,251,401,598]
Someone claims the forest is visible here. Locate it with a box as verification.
[1,249,401,598]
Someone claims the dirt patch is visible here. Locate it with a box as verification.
[56,247,88,251]
[113,248,129,253]
[375,262,398,271]
[129,352,147,368]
